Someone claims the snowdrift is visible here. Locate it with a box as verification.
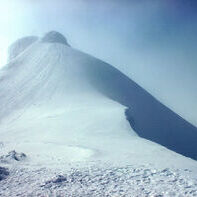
[0,31,197,166]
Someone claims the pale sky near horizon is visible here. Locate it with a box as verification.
[0,0,197,125]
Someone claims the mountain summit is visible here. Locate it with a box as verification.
[0,31,197,165]
[41,31,70,46]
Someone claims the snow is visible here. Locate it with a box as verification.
[0,164,197,196]
[0,32,197,196]
[0,167,9,181]
[41,31,70,46]
[0,150,26,163]
[8,36,38,61]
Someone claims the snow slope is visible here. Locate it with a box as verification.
[1,31,197,160]
[8,36,38,61]
[0,31,197,196]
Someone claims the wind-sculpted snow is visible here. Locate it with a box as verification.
[0,32,197,161]
[0,151,26,163]
[0,167,9,181]
[8,36,38,61]
[0,165,197,196]
[0,32,197,196]
[1,37,197,160]
[41,31,70,46]
[71,52,197,160]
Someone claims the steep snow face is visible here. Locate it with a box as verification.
[0,34,137,165]
[8,36,38,61]
[0,32,197,169]
[41,31,70,46]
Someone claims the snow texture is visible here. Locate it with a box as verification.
[1,31,197,160]
[0,31,197,196]
[8,36,38,61]
[0,151,26,163]
[41,31,70,46]
[0,167,9,181]
[0,164,197,196]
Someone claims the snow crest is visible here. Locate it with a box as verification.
[1,32,197,197]
[8,36,38,61]
[41,31,70,46]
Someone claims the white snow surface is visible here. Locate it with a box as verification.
[41,31,70,46]
[1,164,197,197]
[0,33,197,196]
[8,36,38,61]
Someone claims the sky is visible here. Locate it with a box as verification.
[0,0,197,125]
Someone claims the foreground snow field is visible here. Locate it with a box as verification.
[0,31,197,196]
[1,163,197,197]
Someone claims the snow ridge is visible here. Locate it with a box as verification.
[41,31,70,46]
[8,36,38,61]
[1,31,197,196]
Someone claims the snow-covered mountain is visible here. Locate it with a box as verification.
[1,31,197,160]
[0,31,197,196]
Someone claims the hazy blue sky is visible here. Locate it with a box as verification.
[0,0,196,125]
